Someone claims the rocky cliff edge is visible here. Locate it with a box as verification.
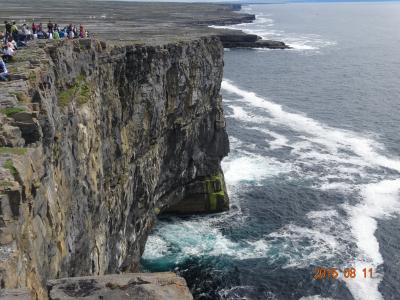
[0,37,229,299]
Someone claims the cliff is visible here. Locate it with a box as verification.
[0,1,292,298]
[0,37,228,299]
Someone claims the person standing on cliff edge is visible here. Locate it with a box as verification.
[10,21,18,42]
[4,21,12,43]
[47,20,54,34]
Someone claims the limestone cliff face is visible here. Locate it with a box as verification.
[0,38,229,299]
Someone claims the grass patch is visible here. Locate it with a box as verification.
[58,85,78,108]
[1,107,26,117]
[58,75,93,108]
[0,147,28,155]
[76,81,91,106]
[3,159,18,178]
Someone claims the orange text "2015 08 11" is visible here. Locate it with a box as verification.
[313,267,373,280]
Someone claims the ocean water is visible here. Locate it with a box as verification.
[141,3,400,300]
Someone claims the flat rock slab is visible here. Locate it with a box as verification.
[47,272,193,300]
[0,289,32,300]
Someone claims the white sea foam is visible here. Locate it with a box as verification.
[267,208,351,268]
[222,154,292,185]
[227,105,270,124]
[343,179,400,300]
[142,236,169,259]
[248,126,289,149]
[142,217,272,262]
[221,80,400,173]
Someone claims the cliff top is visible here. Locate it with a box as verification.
[0,0,254,45]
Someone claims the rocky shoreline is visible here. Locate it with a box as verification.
[217,30,290,49]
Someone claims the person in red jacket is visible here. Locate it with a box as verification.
[79,24,84,38]
[32,22,36,34]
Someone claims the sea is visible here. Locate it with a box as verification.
[141,2,400,300]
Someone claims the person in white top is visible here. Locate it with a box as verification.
[1,44,14,62]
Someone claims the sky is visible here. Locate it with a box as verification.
[117,0,400,3]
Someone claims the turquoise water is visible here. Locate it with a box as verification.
[142,3,400,299]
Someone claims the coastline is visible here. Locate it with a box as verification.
[0,1,289,299]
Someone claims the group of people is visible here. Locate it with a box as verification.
[31,21,89,40]
[0,20,89,81]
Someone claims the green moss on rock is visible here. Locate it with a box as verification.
[1,107,26,117]
[58,75,93,108]
[58,85,78,108]
[205,173,226,211]
[3,159,18,177]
